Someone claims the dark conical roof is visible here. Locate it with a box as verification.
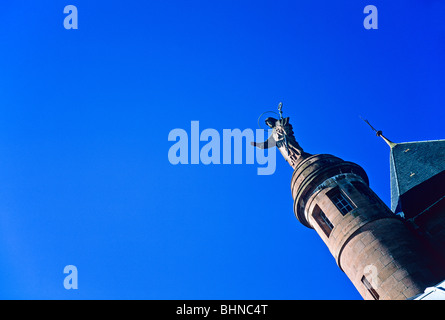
[390,139,445,214]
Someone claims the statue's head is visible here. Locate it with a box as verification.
[265,117,277,128]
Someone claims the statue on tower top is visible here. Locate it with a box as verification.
[252,103,310,169]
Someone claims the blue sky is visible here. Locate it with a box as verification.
[0,0,443,299]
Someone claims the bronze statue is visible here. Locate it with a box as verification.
[252,103,310,169]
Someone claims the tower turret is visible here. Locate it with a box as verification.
[291,153,437,300]
[253,107,442,300]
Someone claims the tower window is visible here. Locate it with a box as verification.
[361,275,379,300]
[320,211,334,231]
[329,190,355,215]
[312,205,334,237]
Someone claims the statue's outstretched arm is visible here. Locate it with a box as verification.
[251,134,276,149]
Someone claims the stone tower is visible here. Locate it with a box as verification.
[253,109,445,300]
[291,153,438,300]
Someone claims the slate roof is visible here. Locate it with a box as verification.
[390,139,445,213]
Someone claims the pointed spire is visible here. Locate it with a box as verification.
[360,117,397,148]
[376,131,397,148]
